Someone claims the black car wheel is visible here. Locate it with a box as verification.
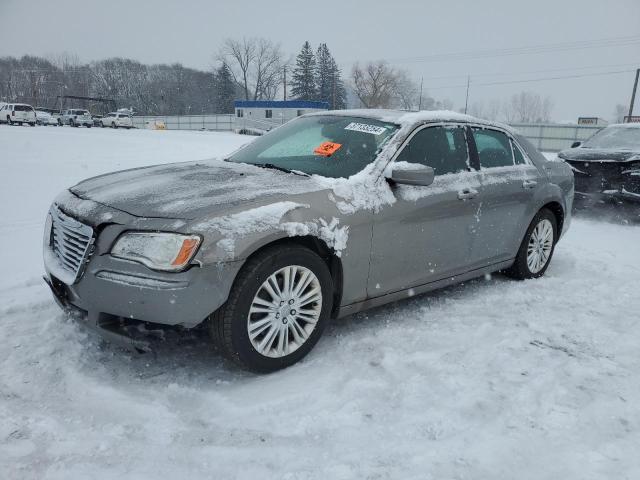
[210,244,333,373]
[505,208,557,280]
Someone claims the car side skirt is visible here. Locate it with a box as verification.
[336,259,514,319]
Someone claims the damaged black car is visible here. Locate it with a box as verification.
[559,123,640,207]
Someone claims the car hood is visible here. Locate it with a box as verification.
[69,159,326,220]
[558,148,640,162]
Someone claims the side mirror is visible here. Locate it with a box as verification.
[571,141,582,148]
[387,163,435,187]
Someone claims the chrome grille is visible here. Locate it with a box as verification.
[49,206,94,282]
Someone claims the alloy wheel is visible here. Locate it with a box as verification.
[247,265,322,358]
[527,219,554,274]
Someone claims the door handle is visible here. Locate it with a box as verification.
[522,180,538,189]
[457,188,478,200]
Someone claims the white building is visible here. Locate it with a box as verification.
[234,100,329,127]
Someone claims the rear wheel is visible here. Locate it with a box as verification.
[505,208,557,280]
[210,244,333,373]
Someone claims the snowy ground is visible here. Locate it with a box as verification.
[1,125,639,479]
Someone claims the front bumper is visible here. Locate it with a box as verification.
[43,193,243,335]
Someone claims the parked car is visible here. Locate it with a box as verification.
[558,123,640,207]
[36,110,59,126]
[0,103,36,126]
[101,112,133,129]
[43,110,574,372]
[59,109,93,127]
[92,115,103,127]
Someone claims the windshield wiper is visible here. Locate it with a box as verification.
[255,163,310,177]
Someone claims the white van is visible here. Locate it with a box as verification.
[0,103,37,126]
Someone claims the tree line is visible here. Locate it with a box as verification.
[1,42,574,123]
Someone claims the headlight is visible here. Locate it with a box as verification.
[111,232,201,271]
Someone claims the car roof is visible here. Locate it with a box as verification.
[308,108,514,132]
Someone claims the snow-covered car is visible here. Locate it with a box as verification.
[36,110,59,126]
[559,123,640,206]
[43,110,574,372]
[101,112,133,129]
[59,109,93,127]
[0,103,36,126]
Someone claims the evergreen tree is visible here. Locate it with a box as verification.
[214,62,237,113]
[315,44,333,105]
[291,41,317,100]
[328,57,347,109]
[315,43,346,109]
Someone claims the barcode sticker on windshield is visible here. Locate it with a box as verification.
[344,122,387,135]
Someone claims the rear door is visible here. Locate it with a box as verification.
[468,127,543,268]
[368,124,482,297]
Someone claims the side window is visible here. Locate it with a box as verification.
[236,109,243,118]
[395,125,470,176]
[472,128,514,168]
[265,109,273,119]
[511,140,526,165]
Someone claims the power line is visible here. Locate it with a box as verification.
[340,35,640,66]
[384,35,640,64]
[425,68,636,91]
[415,62,640,82]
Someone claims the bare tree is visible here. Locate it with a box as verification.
[613,104,627,123]
[351,61,398,108]
[218,37,283,101]
[504,91,553,123]
[392,69,419,110]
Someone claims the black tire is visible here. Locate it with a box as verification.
[112,122,117,129]
[29,122,35,127]
[70,119,75,127]
[209,244,333,373]
[505,208,558,280]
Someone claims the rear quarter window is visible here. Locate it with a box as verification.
[514,134,548,168]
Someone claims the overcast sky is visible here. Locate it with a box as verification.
[1,0,639,121]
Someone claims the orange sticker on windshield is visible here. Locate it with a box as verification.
[314,142,342,157]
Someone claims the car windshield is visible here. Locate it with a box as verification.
[582,126,640,150]
[228,115,399,178]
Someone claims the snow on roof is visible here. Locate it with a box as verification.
[309,108,514,132]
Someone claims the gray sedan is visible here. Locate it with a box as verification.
[43,110,574,372]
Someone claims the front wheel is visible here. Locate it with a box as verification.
[505,208,557,280]
[210,245,333,373]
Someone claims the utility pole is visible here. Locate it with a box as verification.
[418,76,424,111]
[283,66,287,101]
[464,75,470,114]
[628,68,639,119]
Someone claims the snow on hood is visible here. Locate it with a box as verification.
[558,148,640,162]
[69,159,326,219]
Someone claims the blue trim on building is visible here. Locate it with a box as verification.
[234,100,329,110]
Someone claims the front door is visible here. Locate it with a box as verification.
[368,124,482,297]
